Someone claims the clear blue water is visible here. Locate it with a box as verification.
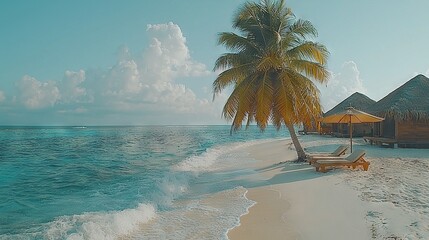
[0,126,289,239]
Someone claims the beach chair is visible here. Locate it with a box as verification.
[305,145,348,164]
[312,150,369,173]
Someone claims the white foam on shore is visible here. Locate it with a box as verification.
[174,139,282,173]
[152,172,190,207]
[225,188,256,239]
[153,139,275,208]
[174,147,226,173]
[128,187,255,240]
[44,203,156,240]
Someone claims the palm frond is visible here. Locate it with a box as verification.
[285,70,323,121]
[245,109,255,130]
[270,110,283,130]
[256,52,282,71]
[233,2,263,33]
[217,32,260,53]
[222,75,258,120]
[287,59,330,84]
[255,72,274,130]
[273,72,295,124]
[213,68,243,97]
[214,53,245,71]
[286,41,329,65]
[287,19,317,38]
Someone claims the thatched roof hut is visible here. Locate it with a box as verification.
[324,92,376,116]
[369,74,429,121]
[322,92,377,137]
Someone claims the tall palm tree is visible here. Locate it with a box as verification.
[213,0,329,161]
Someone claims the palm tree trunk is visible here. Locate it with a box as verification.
[285,123,306,161]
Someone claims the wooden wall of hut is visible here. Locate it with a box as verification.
[397,120,429,142]
[377,118,429,148]
[373,122,381,137]
[330,123,374,138]
[382,117,396,138]
[319,123,332,135]
[354,123,374,137]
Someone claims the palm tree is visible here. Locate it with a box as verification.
[213,0,329,161]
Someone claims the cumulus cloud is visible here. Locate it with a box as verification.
[81,22,216,118]
[104,58,142,96]
[9,22,222,124]
[59,70,90,103]
[318,61,367,111]
[142,22,210,83]
[16,70,90,110]
[17,75,61,109]
[0,90,5,102]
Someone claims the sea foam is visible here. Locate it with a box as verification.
[174,147,225,173]
[45,203,156,240]
[174,139,274,173]
[129,187,255,240]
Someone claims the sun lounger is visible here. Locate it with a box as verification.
[306,145,348,164]
[312,150,369,173]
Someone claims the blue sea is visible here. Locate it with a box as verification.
[0,126,290,239]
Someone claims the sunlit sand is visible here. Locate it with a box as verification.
[228,136,429,239]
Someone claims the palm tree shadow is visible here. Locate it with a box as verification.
[255,161,318,183]
[267,163,319,185]
[255,162,287,172]
[192,162,325,196]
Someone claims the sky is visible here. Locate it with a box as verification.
[1,0,429,125]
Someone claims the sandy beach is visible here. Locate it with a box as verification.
[227,136,429,240]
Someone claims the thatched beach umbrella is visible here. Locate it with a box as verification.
[322,107,384,152]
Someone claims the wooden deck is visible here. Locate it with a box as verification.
[363,137,397,148]
[363,137,429,148]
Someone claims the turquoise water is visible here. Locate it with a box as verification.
[0,126,289,239]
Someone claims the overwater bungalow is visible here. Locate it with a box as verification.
[368,74,429,148]
[322,92,377,137]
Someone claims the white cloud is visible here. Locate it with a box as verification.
[143,82,199,111]
[59,70,90,103]
[82,22,218,119]
[17,75,61,109]
[16,71,90,110]
[11,22,222,124]
[318,61,367,111]
[142,22,210,84]
[104,59,142,96]
[0,90,5,102]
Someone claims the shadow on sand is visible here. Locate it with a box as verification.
[191,161,328,196]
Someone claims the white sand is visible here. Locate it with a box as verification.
[228,136,429,240]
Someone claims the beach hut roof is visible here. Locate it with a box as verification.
[324,92,376,117]
[369,74,429,121]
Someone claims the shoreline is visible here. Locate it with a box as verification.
[227,136,429,239]
[227,187,296,239]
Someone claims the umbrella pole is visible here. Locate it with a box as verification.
[349,116,353,153]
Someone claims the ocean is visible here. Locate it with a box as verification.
[0,126,290,239]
